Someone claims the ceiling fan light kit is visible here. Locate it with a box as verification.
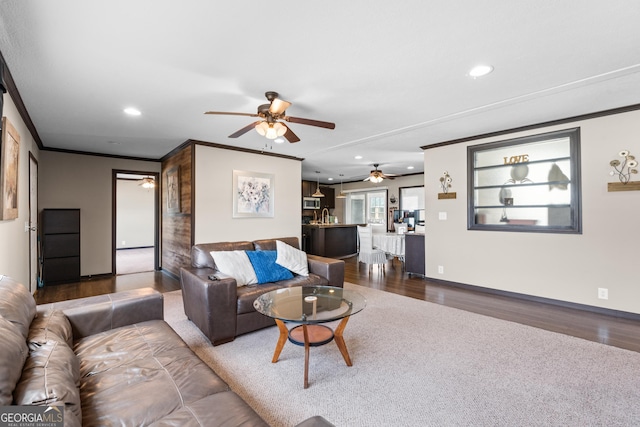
[255,121,286,139]
[205,91,335,144]
[139,177,155,189]
[364,164,397,183]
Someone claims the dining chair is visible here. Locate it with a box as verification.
[357,225,387,274]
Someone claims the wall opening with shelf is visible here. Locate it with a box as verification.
[467,128,582,233]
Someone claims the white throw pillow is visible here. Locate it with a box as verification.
[275,240,309,276]
[209,250,257,287]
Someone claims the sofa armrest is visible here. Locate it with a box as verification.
[36,288,163,340]
[307,255,345,288]
[180,267,239,345]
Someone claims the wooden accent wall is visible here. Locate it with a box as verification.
[161,143,193,277]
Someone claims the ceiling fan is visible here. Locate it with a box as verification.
[364,164,398,183]
[204,91,335,143]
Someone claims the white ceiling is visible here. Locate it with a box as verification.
[1,1,640,183]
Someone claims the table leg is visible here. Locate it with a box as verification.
[303,324,310,389]
[334,315,352,366]
[272,319,289,363]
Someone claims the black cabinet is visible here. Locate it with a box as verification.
[404,233,425,276]
[319,186,335,209]
[41,209,80,285]
[302,180,315,198]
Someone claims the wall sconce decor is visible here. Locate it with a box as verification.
[438,171,456,199]
[608,150,640,192]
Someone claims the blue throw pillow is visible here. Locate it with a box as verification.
[245,250,294,284]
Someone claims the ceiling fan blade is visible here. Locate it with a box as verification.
[284,116,336,129]
[204,111,259,118]
[269,98,291,116]
[282,124,300,143]
[229,121,262,138]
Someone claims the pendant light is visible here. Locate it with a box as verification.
[312,171,325,197]
[336,174,346,199]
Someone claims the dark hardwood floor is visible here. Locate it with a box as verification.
[34,256,640,353]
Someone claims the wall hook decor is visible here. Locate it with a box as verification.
[438,171,456,199]
[608,150,640,192]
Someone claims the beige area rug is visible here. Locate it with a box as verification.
[163,283,640,427]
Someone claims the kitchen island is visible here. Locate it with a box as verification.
[302,224,361,258]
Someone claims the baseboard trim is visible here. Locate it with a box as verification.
[161,268,179,281]
[81,273,114,281]
[424,276,640,321]
[116,246,154,251]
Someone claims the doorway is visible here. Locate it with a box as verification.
[112,170,159,275]
[29,153,38,293]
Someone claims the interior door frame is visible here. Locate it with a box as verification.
[28,152,38,293]
[111,169,160,274]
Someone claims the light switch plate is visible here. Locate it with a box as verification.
[438,212,447,220]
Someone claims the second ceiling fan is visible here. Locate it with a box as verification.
[205,91,335,143]
[364,164,398,183]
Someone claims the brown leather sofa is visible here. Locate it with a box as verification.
[0,275,334,427]
[180,237,345,345]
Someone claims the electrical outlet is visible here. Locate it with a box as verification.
[121,240,126,246]
[597,288,608,300]
[438,265,444,274]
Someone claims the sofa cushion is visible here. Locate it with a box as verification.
[0,275,37,339]
[253,236,299,251]
[192,241,254,269]
[276,240,309,276]
[246,250,294,284]
[14,339,82,422]
[149,391,269,427]
[0,315,29,405]
[236,274,329,314]
[28,309,74,347]
[210,250,258,286]
[75,320,230,426]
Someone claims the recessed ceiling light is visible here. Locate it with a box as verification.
[407,166,414,170]
[124,107,141,116]
[328,177,334,181]
[274,137,285,144]
[468,64,494,78]
[355,155,363,160]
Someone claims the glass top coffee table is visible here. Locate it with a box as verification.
[253,285,366,388]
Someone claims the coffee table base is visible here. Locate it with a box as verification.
[272,317,353,389]
[288,325,334,346]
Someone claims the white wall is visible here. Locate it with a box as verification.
[39,151,160,276]
[0,93,39,287]
[116,179,155,249]
[194,145,302,243]
[424,109,640,314]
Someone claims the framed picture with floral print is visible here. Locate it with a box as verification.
[232,170,274,218]
[165,165,180,214]
[1,117,20,220]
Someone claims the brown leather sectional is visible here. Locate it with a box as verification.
[180,237,345,345]
[0,275,334,426]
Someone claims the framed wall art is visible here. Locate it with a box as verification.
[1,117,20,220]
[165,165,181,214]
[233,170,274,218]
